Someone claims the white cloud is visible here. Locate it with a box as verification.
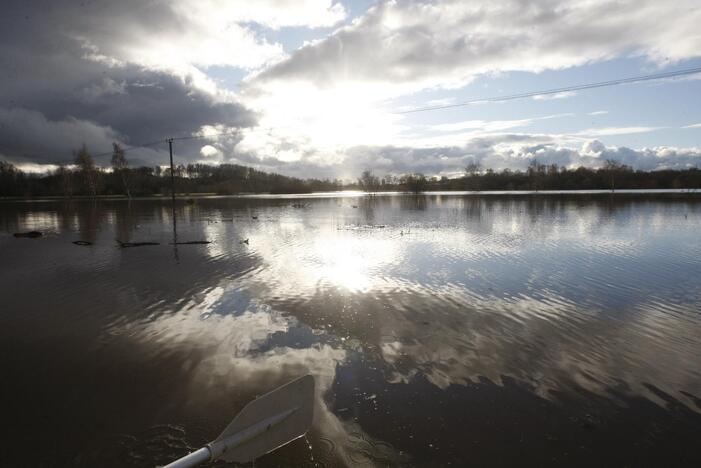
[54,4,283,79]
[13,163,62,174]
[425,98,456,107]
[588,110,609,116]
[532,91,577,100]
[575,126,662,136]
[254,0,701,91]
[430,113,573,133]
[238,0,701,179]
[352,139,701,175]
[220,130,701,178]
[79,78,127,102]
[184,0,347,30]
[65,1,348,76]
[683,123,701,129]
[199,144,221,158]
[432,118,534,133]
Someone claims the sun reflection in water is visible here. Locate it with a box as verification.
[310,235,398,292]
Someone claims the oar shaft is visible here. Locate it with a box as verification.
[162,447,210,468]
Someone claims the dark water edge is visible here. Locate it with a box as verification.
[1,187,700,202]
[1,194,700,467]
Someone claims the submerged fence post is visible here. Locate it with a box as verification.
[168,138,175,203]
[167,137,179,262]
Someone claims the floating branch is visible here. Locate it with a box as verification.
[116,240,160,248]
[13,231,42,238]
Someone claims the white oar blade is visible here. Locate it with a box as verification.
[213,374,315,463]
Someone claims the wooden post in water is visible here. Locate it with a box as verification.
[168,138,175,203]
[167,137,179,262]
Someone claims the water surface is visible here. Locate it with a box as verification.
[1,193,700,467]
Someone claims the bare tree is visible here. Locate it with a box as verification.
[528,158,546,191]
[111,143,131,198]
[74,144,99,197]
[603,159,622,192]
[55,164,74,198]
[465,160,482,176]
[0,161,21,196]
[402,173,427,194]
[358,169,380,193]
[465,160,482,190]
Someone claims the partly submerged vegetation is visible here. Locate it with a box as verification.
[1,145,700,198]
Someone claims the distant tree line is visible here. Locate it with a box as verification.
[355,160,701,193]
[0,144,342,197]
[1,146,700,198]
[357,170,430,193]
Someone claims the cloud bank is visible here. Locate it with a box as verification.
[229,134,701,180]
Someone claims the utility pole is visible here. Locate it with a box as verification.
[167,137,179,262]
[168,138,175,203]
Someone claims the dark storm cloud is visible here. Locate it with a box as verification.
[0,0,257,166]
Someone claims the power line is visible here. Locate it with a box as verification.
[397,66,701,114]
[44,139,164,166]
[46,129,242,165]
[26,66,701,165]
[169,130,241,142]
[90,139,164,159]
[111,130,241,153]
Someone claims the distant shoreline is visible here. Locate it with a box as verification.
[2,188,700,203]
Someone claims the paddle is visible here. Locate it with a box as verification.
[162,375,315,468]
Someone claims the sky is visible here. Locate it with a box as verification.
[1,0,700,179]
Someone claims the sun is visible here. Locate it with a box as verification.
[237,81,407,164]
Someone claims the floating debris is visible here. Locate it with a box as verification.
[13,231,42,238]
[251,215,258,220]
[291,203,309,208]
[337,224,388,231]
[170,241,211,245]
[239,238,249,245]
[116,240,160,248]
[351,205,358,208]
[72,240,92,246]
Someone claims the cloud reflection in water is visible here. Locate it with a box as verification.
[2,195,700,466]
[131,283,405,465]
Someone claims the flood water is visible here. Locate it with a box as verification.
[1,193,700,467]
